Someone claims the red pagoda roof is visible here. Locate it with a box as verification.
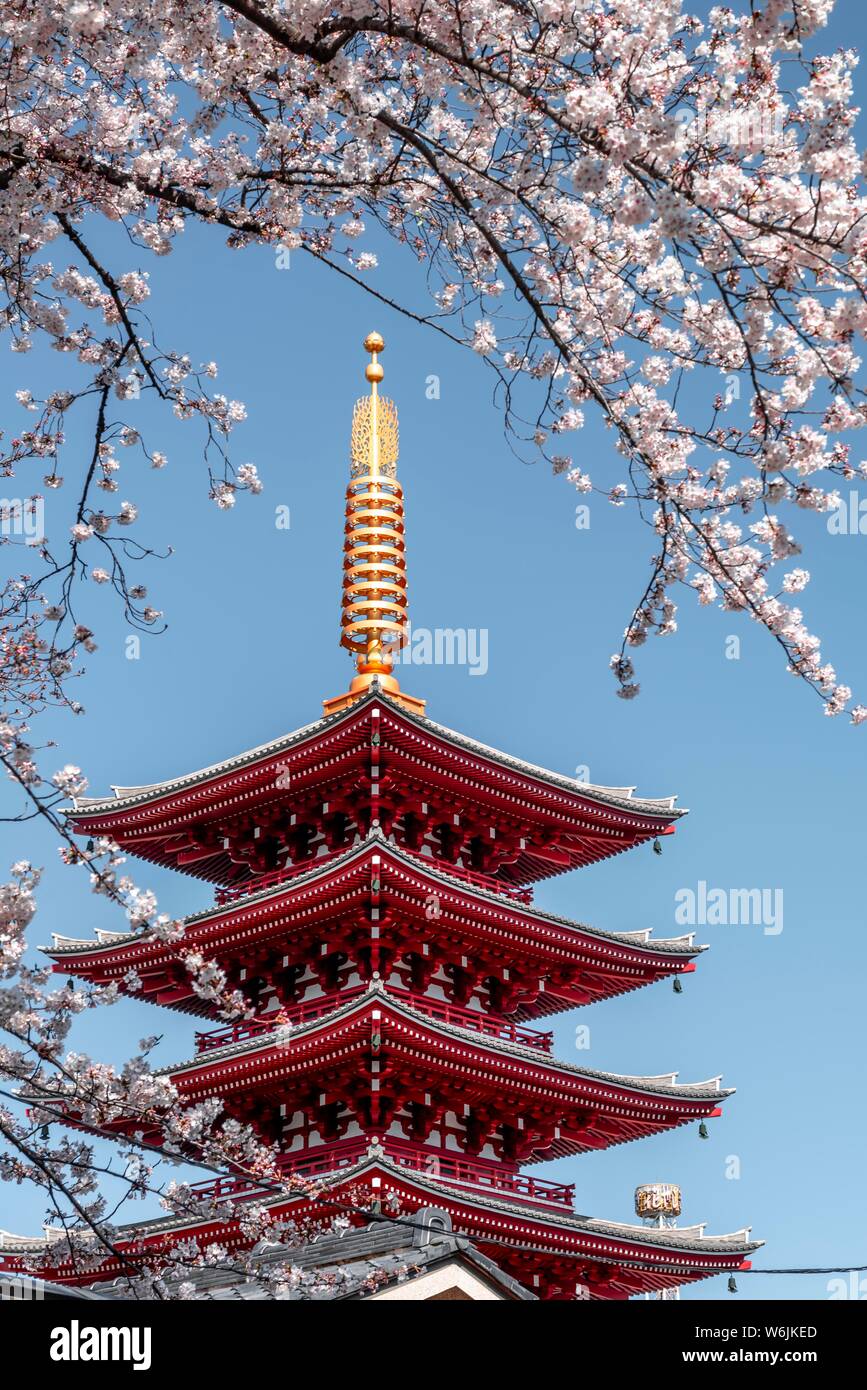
[0,1146,759,1300]
[65,984,729,1164]
[45,831,701,1020]
[66,686,684,889]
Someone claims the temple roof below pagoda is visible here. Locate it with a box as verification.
[76,1211,538,1302]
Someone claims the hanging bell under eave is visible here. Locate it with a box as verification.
[728,1276,738,1294]
[673,976,683,994]
[652,838,662,855]
[699,1121,709,1140]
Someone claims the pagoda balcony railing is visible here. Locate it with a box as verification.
[214,855,330,906]
[399,846,534,904]
[184,1138,575,1212]
[212,844,534,908]
[183,1141,372,1207]
[382,1140,575,1211]
[194,986,554,1055]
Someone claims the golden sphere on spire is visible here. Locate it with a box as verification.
[364,331,385,383]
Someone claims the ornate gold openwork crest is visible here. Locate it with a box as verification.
[350,393,399,479]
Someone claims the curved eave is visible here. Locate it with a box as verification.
[66,687,684,833]
[364,1154,761,1258]
[160,985,733,1110]
[43,834,703,981]
[0,1152,760,1294]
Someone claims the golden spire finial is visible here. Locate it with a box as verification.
[350,333,398,481]
[323,334,425,717]
[364,330,384,382]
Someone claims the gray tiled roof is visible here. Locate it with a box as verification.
[0,1149,759,1259]
[160,978,730,1100]
[45,828,701,959]
[88,1209,536,1301]
[69,685,684,820]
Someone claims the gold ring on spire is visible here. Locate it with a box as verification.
[323,334,425,716]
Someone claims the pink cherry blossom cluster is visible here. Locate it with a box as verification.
[3,0,866,717]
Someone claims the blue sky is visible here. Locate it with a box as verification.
[3,2,867,1302]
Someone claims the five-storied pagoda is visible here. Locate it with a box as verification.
[1,335,759,1300]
